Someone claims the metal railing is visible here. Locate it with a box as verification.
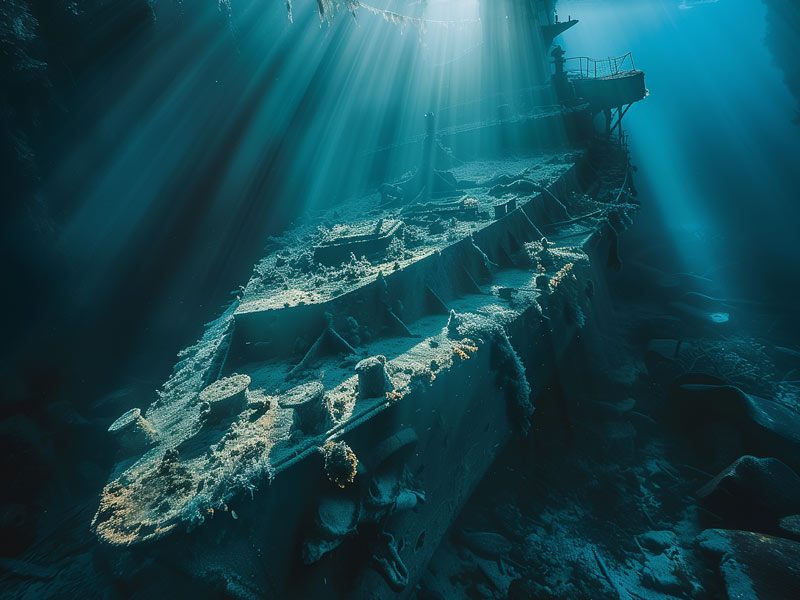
[565,52,636,79]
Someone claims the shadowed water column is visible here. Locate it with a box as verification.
[479,0,552,119]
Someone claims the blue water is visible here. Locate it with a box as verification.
[559,0,800,297]
[4,2,800,595]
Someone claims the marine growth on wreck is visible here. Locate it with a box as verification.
[2,1,800,599]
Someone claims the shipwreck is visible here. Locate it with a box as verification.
[91,5,647,598]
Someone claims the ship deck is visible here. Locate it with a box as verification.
[92,139,637,563]
[235,152,580,314]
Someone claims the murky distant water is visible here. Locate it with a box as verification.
[557,0,800,298]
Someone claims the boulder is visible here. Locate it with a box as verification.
[697,529,800,599]
[640,552,687,596]
[697,456,800,529]
[636,530,697,597]
[638,530,678,554]
[669,374,800,469]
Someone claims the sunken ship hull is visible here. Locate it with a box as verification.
[91,127,638,598]
[90,7,646,597]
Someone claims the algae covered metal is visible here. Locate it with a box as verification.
[92,116,639,596]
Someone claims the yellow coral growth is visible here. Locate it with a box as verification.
[453,344,478,361]
[386,390,402,401]
[549,262,575,291]
[320,440,358,488]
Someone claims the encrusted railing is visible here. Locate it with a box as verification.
[565,52,636,79]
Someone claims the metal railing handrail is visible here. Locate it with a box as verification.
[564,52,636,79]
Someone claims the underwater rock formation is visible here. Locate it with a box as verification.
[669,373,800,469]
[697,529,800,599]
[697,455,800,529]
